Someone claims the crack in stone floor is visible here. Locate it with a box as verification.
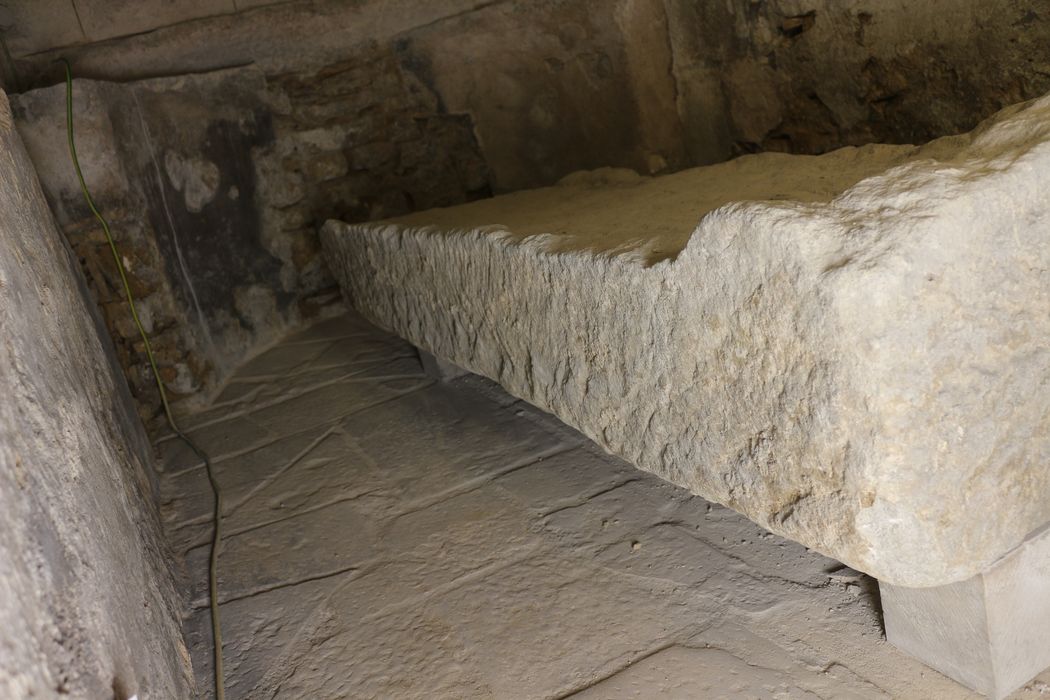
[158,311,1050,699]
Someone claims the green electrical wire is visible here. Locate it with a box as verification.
[61,59,226,700]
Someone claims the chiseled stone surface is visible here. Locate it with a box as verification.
[321,95,1050,588]
[12,59,486,417]
[0,89,192,698]
[163,312,1049,699]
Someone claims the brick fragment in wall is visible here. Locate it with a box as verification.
[288,150,349,183]
[350,140,398,170]
[59,206,195,417]
[9,79,209,420]
[259,43,491,229]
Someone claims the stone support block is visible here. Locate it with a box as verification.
[881,525,1050,699]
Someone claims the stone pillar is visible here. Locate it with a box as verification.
[880,525,1050,699]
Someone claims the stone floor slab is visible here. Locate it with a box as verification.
[162,311,1050,699]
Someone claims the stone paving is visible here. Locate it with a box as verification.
[157,312,1050,699]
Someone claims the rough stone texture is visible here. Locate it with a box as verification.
[881,525,1050,700]
[0,89,193,698]
[10,0,1050,414]
[664,0,1050,164]
[8,49,487,417]
[11,59,486,416]
[0,0,223,56]
[322,95,1050,588]
[72,0,234,43]
[394,0,687,190]
[8,0,1050,182]
[12,71,293,419]
[262,45,491,255]
[2,0,497,83]
[0,0,85,61]
[161,311,1050,699]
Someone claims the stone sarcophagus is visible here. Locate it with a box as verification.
[321,95,1050,593]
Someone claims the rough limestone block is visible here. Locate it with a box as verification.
[321,95,1050,588]
[880,525,1050,699]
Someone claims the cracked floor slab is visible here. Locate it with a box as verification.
[159,311,1050,699]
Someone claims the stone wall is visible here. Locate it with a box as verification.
[13,73,299,419]
[12,56,491,418]
[665,0,1050,163]
[0,88,192,697]
[6,0,1050,414]
[7,0,1050,171]
[392,0,686,190]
